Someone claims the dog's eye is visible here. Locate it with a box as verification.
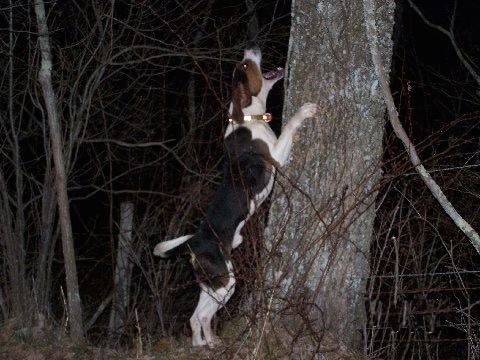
[243,64,248,70]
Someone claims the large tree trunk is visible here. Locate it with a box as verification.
[264,0,395,355]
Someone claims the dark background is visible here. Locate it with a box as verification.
[1,0,479,357]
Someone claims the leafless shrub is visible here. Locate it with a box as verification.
[366,113,480,359]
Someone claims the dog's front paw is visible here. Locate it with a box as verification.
[299,102,318,119]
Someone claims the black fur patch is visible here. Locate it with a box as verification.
[180,127,273,289]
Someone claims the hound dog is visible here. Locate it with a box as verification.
[154,43,317,348]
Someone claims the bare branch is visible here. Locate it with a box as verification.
[408,0,480,89]
[363,0,480,253]
[83,138,204,177]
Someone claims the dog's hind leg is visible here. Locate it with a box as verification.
[190,286,222,347]
[190,290,208,346]
[190,262,236,347]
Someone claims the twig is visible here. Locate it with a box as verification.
[362,0,480,254]
[252,292,275,359]
[84,138,204,177]
[85,292,113,331]
[407,0,480,88]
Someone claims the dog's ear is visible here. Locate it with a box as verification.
[231,66,252,123]
[243,61,262,96]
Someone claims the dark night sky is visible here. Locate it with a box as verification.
[395,0,480,132]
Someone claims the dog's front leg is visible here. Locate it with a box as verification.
[271,102,318,167]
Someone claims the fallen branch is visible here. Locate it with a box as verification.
[363,0,480,254]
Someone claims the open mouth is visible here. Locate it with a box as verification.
[263,67,285,81]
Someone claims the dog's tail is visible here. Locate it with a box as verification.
[153,234,194,258]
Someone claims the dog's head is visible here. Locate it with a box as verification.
[230,43,284,124]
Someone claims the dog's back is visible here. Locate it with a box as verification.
[156,125,274,261]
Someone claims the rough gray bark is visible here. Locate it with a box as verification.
[34,0,84,343]
[264,0,395,353]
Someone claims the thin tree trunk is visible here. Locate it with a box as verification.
[0,168,28,321]
[35,167,57,316]
[186,0,214,127]
[34,0,84,343]
[3,0,29,324]
[109,202,134,341]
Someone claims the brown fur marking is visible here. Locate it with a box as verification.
[231,59,262,124]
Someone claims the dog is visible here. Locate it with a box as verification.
[154,43,317,348]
